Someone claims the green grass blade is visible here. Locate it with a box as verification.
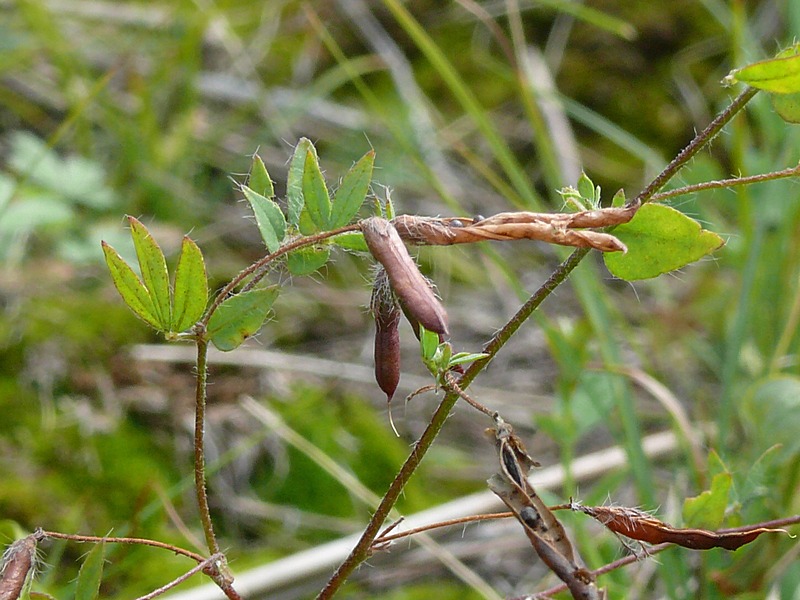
[382,0,541,209]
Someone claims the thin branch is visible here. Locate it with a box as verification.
[650,163,800,203]
[372,512,513,546]
[201,224,361,326]
[135,555,223,600]
[630,86,758,207]
[40,531,206,563]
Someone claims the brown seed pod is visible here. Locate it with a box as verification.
[362,217,449,335]
[0,534,38,600]
[371,269,401,402]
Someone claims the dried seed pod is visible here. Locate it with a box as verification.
[0,534,38,600]
[371,268,401,402]
[362,217,449,335]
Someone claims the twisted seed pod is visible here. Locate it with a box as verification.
[371,268,401,402]
[362,217,449,335]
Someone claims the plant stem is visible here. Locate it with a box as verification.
[650,163,800,203]
[193,337,219,556]
[202,224,361,326]
[40,530,206,563]
[631,86,758,207]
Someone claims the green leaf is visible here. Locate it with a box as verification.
[611,189,626,207]
[128,217,171,329]
[329,150,374,228]
[302,148,331,231]
[419,326,439,362]
[75,540,105,600]
[682,472,732,530]
[287,246,330,275]
[448,352,489,367]
[726,45,800,93]
[102,241,162,330]
[333,231,370,252]
[242,185,286,253]
[577,172,600,208]
[171,236,207,333]
[248,154,274,198]
[207,287,279,351]
[771,92,800,123]
[603,204,724,281]
[286,138,315,227]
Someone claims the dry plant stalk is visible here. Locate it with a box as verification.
[361,217,449,335]
[486,415,603,600]
[391,202,639,253]
[570,502,789,551]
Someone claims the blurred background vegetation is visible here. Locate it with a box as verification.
[1,0,799,598]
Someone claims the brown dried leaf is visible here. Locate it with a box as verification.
[574,503,789,550]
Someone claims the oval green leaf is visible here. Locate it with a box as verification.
[286,138,315,227]
[302,148,331,231]
[172,236,208,333]
[128,216,171,329]
[287,246,330,275]
[603,204,724,281]
[242,185,286,253]
[75,540,105,600]
[102,241,162,330]
[248,154,274,198]
[207,287,279,351]
[329,150,374,228]
[727,46,800,94]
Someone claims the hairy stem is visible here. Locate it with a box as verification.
[193,337,218,556]
[317,86,757,599]
[202,224,361,326]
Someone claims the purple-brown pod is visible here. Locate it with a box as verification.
[371,268,401,401]
[0,534,37,600]
[362,217,449,335]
